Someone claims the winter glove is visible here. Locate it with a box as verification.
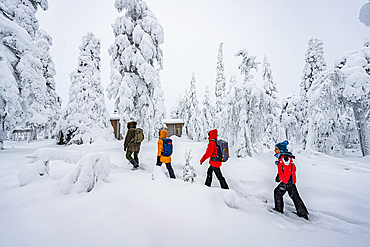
[200,162,203,165]
[156,156,161,166]
[275,174,280,183]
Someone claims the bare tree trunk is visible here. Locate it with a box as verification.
[352,101,370,156]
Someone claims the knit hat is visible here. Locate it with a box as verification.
[275,140,289,153]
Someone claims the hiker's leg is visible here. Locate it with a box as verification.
[288,184,309,217]
[165,162,176,179]
[133,151,139,165]
[126,150,138,168]
[274,182,287,213]
[126,151,133,161]
[213,167,229,189]
[205,166,213,187]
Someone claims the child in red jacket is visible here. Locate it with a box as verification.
[273,141,309,220]
[200,129,229,189]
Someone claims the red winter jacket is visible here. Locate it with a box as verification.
[200,129,222,168]
[277,156,296,184]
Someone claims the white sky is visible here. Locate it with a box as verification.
[36,0,369,117]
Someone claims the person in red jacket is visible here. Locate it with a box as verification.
[200,129,229,189]
[273,141,309,220]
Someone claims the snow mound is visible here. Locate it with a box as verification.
[26,148,84,164]
[59,153,111,194]
[18,160,50,187]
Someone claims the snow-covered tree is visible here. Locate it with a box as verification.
[201,86,214,136]
[215,42,226,118]
[182,149,196,183]
[0,0,54,149]
[233,50,260,157]
[359,1,370,27]
[335,44,370,156]
[56,32,113,145]
[261,55,281,148]
[183,73,203,141]
[280,95,301,143]
[106,0,165,141]
[300,39,327,149]
[306,69,346,156]
[35,29,61,138]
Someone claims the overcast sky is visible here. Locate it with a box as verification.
[36,0,369,117]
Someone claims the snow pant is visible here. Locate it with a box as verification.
[126,151,139,168]
[156,162,176,179]
[274,182,309,217]
[205,166,229,189]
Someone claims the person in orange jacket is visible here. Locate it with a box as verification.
[273,141,309,220]
[157,129,176,179]
[200,129,229,189]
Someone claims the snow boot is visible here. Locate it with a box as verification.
[130,159,139,169]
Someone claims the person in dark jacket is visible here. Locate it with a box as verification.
[156,129,176,179]
[200,129,229,189]
[123,121,141,168]
[273,141,309,220]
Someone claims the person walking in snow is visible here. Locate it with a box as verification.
[200,129,229,189]
[156,129,176,179]
[123,121,142,169]
[273,141,309,220]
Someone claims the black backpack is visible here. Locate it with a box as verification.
[210,139,229,162]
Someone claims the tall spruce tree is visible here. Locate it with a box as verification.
[106,0,165,141]
[215,42,226,117]
[56,32,113,145]
[300,39,327,149]
[201,86,214,136]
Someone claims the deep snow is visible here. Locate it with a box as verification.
[0,136,369,247]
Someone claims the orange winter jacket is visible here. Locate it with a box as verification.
[157,130,171,163]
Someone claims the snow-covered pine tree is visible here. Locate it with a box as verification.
[56,32,113,145]
[182,149,197,183]
[335,43,370,156]
[201,86,214,137]
[214,42,226,128]
[280,95,301,143]
[35,29,61,139]
[0,0,53,149]
[183,73,203,141]
[223,75,238,146]
[234,50,260,157]
[262,55,281,148]
[300,39,327,149]
[106,0,165,141]
[306,69,346,156]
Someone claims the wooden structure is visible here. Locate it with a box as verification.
[163,119,184,137]
[110,114,123,140]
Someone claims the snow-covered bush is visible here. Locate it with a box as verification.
[182,149,196,183]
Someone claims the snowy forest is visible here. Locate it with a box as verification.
[0,0,369,159]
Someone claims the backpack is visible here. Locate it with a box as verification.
[161,138,173,157]
[210,139,229,162]
[133,128,144,143]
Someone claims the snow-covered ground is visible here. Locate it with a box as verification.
[0,136,369,247]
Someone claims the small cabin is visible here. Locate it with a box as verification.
[163,119,184,137]
[110,114,123,140]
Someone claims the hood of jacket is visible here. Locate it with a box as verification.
[127,121,137,129]
[208,129,218,140]
[159,129,168,139]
